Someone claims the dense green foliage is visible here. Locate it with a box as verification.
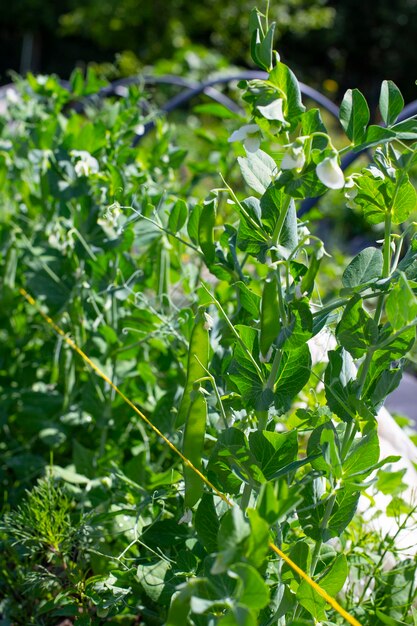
[2,8,417,626]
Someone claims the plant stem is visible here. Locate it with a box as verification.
[310,492,337,575]
[271,195,291,247]
[374,211,392,324]
[240,483,252,511]
[341,420,357,460]
[266,349,282,390]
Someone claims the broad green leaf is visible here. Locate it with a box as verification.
[281,540,310,584]
[396,236,417,280]
[301,108,327,136]
[342,247,383,289]
[269,62,306,126]
[391,118,417,140]
[207,428,262,493]
[136,560,174,603]
[391,176,417,223]
[258,23,276,71]
[379,80,404,126]
[278,299,313,349]
[231,563,270,609]
[235,281,261,318]
[166,586,193,626]
[249,430,298,481]
[168,199,187,233]
[376,468,407,496]
[218,507,250,552]
[324,348,356,422]
[339,88,370,144]
[299,484,359,543]
[353,125,396,152]
[246,509,270,568]
[386,273,417,330]
[195,494,220,553]
[256,482,280,525]
[297,555,348,620]
[274,344,312,411]
[238,149,277,195]
[336,295,378,357]
[342,429,380,481]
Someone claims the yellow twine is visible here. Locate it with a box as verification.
[20,287,363,626]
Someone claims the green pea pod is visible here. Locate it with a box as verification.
[175,307,209,428]
[183,386,207,508]
[260,273,280,361]
[198,198,216,266]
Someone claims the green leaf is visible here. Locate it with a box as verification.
[246,509,270,568]
[390,118,417,140]
[386,273,417,330]
[391,176,417,224]
[336,295,378,357]
[324,348,356,422]
[238,150,277,195]
[269,62,305,126]
[217,507,250,552]
[136,560,174,603]
[235,282,261,318]
[273,344,312,412]
[301,108,327,136]
[297,555,348,620]
[168,199,188,233]
[379,80,404,126]
[258,23,276,71]
[231,564,270,609]
[339,88,370,144]
[279,299,313,350]
[342,429,380,482]
[342,247,383,289]
[249,430,298,481]
[195,494,219,553]
[353,125,396,152]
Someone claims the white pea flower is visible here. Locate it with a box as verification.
[228,123,261,153]
[6,88,19,104]
[71,150,99,177]
[281,142,306,171]
[257,98,285,122]
[316,155,345,190]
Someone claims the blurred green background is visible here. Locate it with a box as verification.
[1,0,417,105]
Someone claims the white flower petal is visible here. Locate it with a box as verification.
[257,99,285,122]
[244,136,261,153]
[316,156,345,190]
[228,123,259,143]
[281,148,305,170]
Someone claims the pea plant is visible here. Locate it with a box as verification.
[2,7,417,626]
